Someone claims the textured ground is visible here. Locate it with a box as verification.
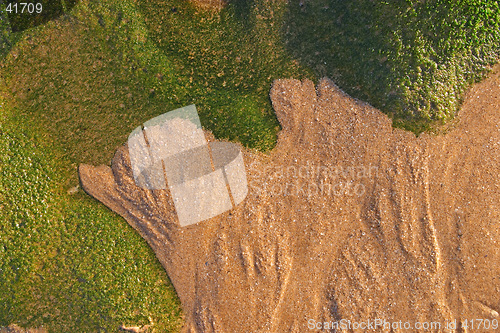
[0,325,46,333]
[79,67,500,332]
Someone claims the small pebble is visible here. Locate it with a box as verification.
[67,185,79,195]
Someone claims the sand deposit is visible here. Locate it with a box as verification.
[189,0,228,11]
[79,67,500,332]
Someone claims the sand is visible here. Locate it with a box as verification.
[79,67,500,332]
[189,0,228,11]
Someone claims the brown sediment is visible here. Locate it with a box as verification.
[189,0,229,11]
[79,66,500,332]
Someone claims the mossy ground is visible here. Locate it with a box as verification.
[0,0,307,331]
[0,104,183,331]
[0,0,499,331]
[285,0,500,133]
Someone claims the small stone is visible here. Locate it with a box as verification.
[67,185,79,195]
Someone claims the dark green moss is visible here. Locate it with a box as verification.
[285,0,500,134]
[0,108,183,331]
[0,1,13,58]
[137,0,312,150]
[4,0,80,32]
[1,2,185,329]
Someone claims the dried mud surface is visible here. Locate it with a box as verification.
[79,68,500,332]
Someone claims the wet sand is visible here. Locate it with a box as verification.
[79,66,500,332]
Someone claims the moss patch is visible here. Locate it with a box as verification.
[284,0,500,133]
[0,89,183,331]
